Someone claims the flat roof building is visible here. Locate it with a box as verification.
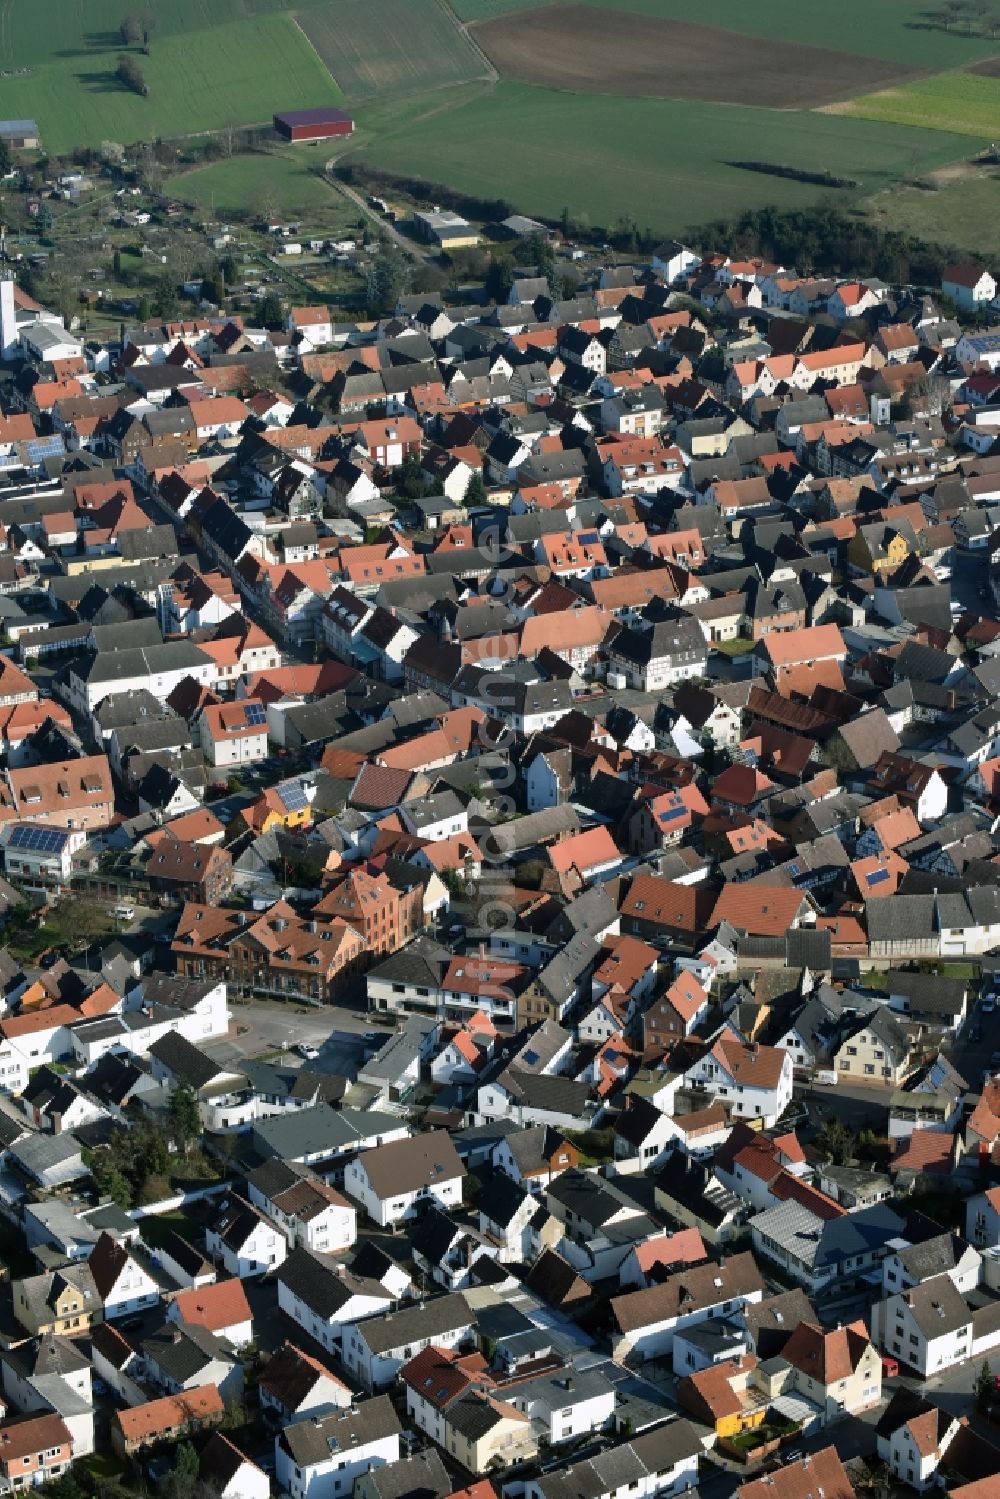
[0,119,40,148]
[412,210,480,250]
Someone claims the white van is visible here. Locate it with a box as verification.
[113,903,135,922]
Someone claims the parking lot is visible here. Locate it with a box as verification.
[227,997,391,1078]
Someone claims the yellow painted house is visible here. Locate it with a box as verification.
[14,1265,102,1337]
[243,781,314,835]
[441,1392,535,1473]
[847,521,911,578]
[677,1355,767,1439]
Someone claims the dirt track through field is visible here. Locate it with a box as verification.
[472,3,930,108]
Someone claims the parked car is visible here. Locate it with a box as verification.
[983,995,996,1014]
[296,1043,320,1060]
[881,1354,899,1378]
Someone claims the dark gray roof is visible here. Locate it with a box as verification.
[253,1104,400,1162]
[148,1032,236,1091]
[814,1203,912,1270]
[410,1205,463,1264]
[895,1232,969,1282]
[445,1392,517,1440]
[280,1394,400,1468]
[360,1450,451,1499]
[73,640,212,685]
[356,1293,472,1355]
[277,1247,392,1321]
[902,1273,971,1339]
[365,935,452,995]
[546,1169,640,1229]
[537,1421,702,1499]
[866,895,936,943]
[503,1072,592,1118]
[143,1323,235,1384]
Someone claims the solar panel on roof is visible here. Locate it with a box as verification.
[658,805,686,824]
[243,703,266,727]
[9,825,68,853]
[278,781,308,812]
[866,868,890,887]
[24,436,65,462]
[577,531,599,545]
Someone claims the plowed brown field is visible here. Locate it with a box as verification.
[472,4,928,108]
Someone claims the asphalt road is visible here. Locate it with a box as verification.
[326,168,436,266]
[950,546,990,616]
[952,992,1000,1091]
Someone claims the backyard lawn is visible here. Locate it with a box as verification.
[3,900,117,962]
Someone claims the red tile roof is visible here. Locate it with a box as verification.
[172,1278,252,1334]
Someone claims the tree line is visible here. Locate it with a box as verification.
[692,202,954,285]
[115,10,155,96]
[924,0,1000,35]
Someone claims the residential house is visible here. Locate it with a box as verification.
[275,1394,401,1499]
[685,1031,793,1127]
[111,1386,224,1459]
[875,1388,964,1492]
[276,1248,393,1359]
[523,1421,702,1499]
[0,1413,74,1491]
[205,1193,287,1279]
[611,1252,764,1360]
[88,1232,159,1321]
[342,1292,476,1391]
[776,1318,882,1422]
[344,1131,465,1226]
[167,1279,254,1348]
[257,1342,352,1426]
[247,1158,357,1253]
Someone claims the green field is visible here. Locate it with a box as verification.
[842,70,1000,135]
[866,169,1000,257]
[165,149,337,216]
[297,0,488,100]
[0,0,340,64]
[450,0,549,16]
[354,81,983,237]
[0,12,344,153]
[1,0,996,257]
